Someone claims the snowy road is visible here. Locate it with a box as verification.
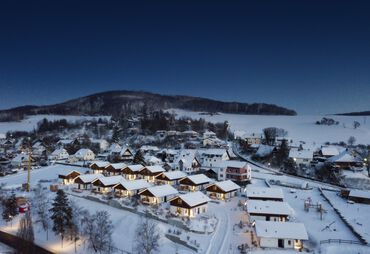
[205,203,231,254]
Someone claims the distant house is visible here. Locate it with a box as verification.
[326,150,363,169]
[173,149,201,173]
[143,155,162,166]
[120,147,134,161]
[92,175,125,193]
[170,191,210,217]
[255,145,275,158]
[49,148,69,161]
[32,141,46,156]
[247,200,292,222]
[254,221,308,250]
[139,165,165,182]
[208,160,252,184]
[138,185,178,205]
[58,170,81,185]
[91,139,109,152]
[113,179,151,197]
[246,187,284,202]
[288,148,313,167]
[182,130,199,139]
[155,171,187,185]
[105,162,126,176]
[121,164,144,180]
[179,174,212,192]
[90,161,110,174]
[74,173,103,190]
[200,149,230,167]
[319,146,340,158]
[347,189,370,204]
[73,148,95,161]
[205,180,240,200]
[11,153,35,168]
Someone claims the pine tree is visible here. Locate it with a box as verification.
[133,150,145,165]
[2,194,19,225]
[50,190,73,248]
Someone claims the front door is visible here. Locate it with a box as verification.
[278,239,284,248]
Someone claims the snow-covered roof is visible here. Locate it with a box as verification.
[76,173,103,183]
[141,185,178,197]
[174,149,199,168]
[200,149,227,156]
[289,148,313,160]
[203,130,216,136]
[126,164,144,172]
[51,148,68,156]
[109,143,121,153]
[145,165,165,173]
[94,175,125,186]
[327,151,361,163]
[144,155,162,164]
[115,179,151,191]
[174,191,210,207]
[246,187,284,200]
[321,146,340,156]
[247,200,293,216]
[256,145,274,157]
[107,163,127,169]
[349,189,370,200]
[91,161,110,168]
[210,180,241,192]
[140,145,160,152]
[160,171,187,180]
[214,160,248,169]
[75,148,94,157]
[183,174,211,185]
[255,221,308,240]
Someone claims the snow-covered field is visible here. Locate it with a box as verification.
[169,109,370,145]
[0,114,111,134]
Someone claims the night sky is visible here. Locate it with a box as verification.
[1,1,370,114]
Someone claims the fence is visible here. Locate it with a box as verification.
[0,229,54,254]
[320,239,366,246]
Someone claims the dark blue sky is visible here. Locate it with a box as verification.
[1,1,369,114]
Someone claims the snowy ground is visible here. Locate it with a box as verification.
[168,109,370,146]
[322,189,370,244]
[0,114,110,134]
[0,242,13,253]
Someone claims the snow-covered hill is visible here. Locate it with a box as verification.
[168,109,370,146]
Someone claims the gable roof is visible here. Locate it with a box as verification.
[321,146,340,156]
[159,171,187,180]
[172,191,210,207]
[327,151,362,163]
[289,148,313,160]
[140,185,178,197]
[114,179,151,191]
[93,175,125,186]
[255,221,308,240]
[76,173,103,183]
[247,200,293,216]
[246,187,284,200]
[145,165,165,173]
[209,180,241,192]
[182,174,211,185]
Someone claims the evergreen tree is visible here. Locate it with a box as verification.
[111,126,120,143]
[2,194,19,224]
[133,150,145,165]
[50,190,73,248]
[17,212,34,253]
[275,139,289,168]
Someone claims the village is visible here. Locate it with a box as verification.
[0,112,369,254]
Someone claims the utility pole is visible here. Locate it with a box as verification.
[27,146,31,192]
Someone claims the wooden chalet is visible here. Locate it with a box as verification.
[138,185,178,205]
[90,161,110,174]
[58,170,81,185]
[155,171,187,186]
[169,191,210,218]
[122,164,144,180]
[179,174,211,192]
[74,173,103,190]
[205,180,240,200]
[105,163,127,176]
[113,179,151,197]
[138,165,165,182]
[91,175,125,193]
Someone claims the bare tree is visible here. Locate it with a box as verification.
[33,184,51,240]
[353,121,360,129]
[263,127,277,145]
[83,210,114,253]
[134,213,161,254]
[348,136,356,146]
[17,212,34,253]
